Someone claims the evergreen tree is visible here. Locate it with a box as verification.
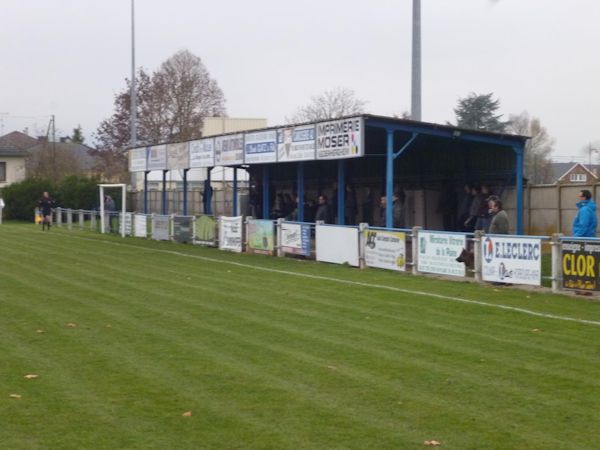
[453,92,509,132]
[71,125,85,143]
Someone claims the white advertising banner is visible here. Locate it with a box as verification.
[152,215,170,241]
[418,232,466,277]
[244,130,277,164]
[119,213,133,236]
[167,142,189,170]
[129,147,147,172]
[364,229,406,272]
[316,224,359,267]
[219,216,243,252]
[280,222,311,256]
[134,214,147,238]
[277,125,316,162]
[215,134,244,166]
[316,117,363,160]
[147,144,167,171]
[189,138,215,168]
[482,236,542,286]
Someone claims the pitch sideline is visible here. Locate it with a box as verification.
[26,228,600,328]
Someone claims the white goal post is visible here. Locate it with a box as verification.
[99,183,127,238]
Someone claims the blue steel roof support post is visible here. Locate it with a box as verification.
[233,167,238,216]
[183,168,189,216]
[204,169,212,215]
[385,129,394,228]
[338,159,345,225]
[514,144,525,234]
[143,171,149,214]
[297,162,304,222]
[162,170,168,215]
[262,165,270,220]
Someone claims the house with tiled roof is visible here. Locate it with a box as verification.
[555,162,599,184]
[0,131,32,188]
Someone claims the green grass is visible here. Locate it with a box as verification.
[2,222,600,449]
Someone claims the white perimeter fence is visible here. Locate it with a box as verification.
[50,207,600,296]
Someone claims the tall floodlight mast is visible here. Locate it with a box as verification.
[411,0,422,121]
[130,0,137,147]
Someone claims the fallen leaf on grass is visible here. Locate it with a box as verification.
[327,365,337,371]
[66,323,77,328]
[532,329,541,332]
[105,324,112,328]
[182,411,192,417]
[24,374,39,379]
[9,394,22,399]
[36,329,45,334]
[493,289,500,292]
[424,440,441,446]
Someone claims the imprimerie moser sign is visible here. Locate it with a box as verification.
[561,239,600,291]
[316,117,363,160]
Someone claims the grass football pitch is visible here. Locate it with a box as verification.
[2,222,600,449]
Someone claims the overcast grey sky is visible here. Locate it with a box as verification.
[2,0,599,161]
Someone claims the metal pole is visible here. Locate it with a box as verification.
[130,0,137,147]
[143,171,148,214]
[515,145,524,235]
[297,162,304,222]
[386,130,394,228]
[183,169,189,215]
[262,165,270,220]
[411,0,422,121]
[337,160,345,225]
[233,167,238,216]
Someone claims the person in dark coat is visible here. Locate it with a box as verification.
[315,194,331,223]
[39,191,56,231]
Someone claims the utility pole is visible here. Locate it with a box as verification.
[130,0,137,147]
[411,0,422,121]
[52,115,57,182]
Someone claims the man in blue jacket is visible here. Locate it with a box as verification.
[573,190,597,237]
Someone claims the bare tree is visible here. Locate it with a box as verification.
[94,49,226,179]
[508,111,555,184]
[27,142,85,182]
[286,87,367,123]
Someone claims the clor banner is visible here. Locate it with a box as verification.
[481,236,542,285]
[418,231,466,277]
[129,147,147,172]
[119,213,133,236]
[219,216,243,252]
[364,229,406,271]
[561,239,600,291]
[189,138,215,168]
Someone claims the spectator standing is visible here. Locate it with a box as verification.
[488,198,509,234]
[314,194,331,223]
[345,184,357,225]
[573,190,597,237]
[457,184,473,231]
[105,195,116,232]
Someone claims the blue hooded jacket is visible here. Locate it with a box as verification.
[573,199,597,237]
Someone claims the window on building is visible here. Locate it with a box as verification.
[570,173,587,182]
[0,162,6,182]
